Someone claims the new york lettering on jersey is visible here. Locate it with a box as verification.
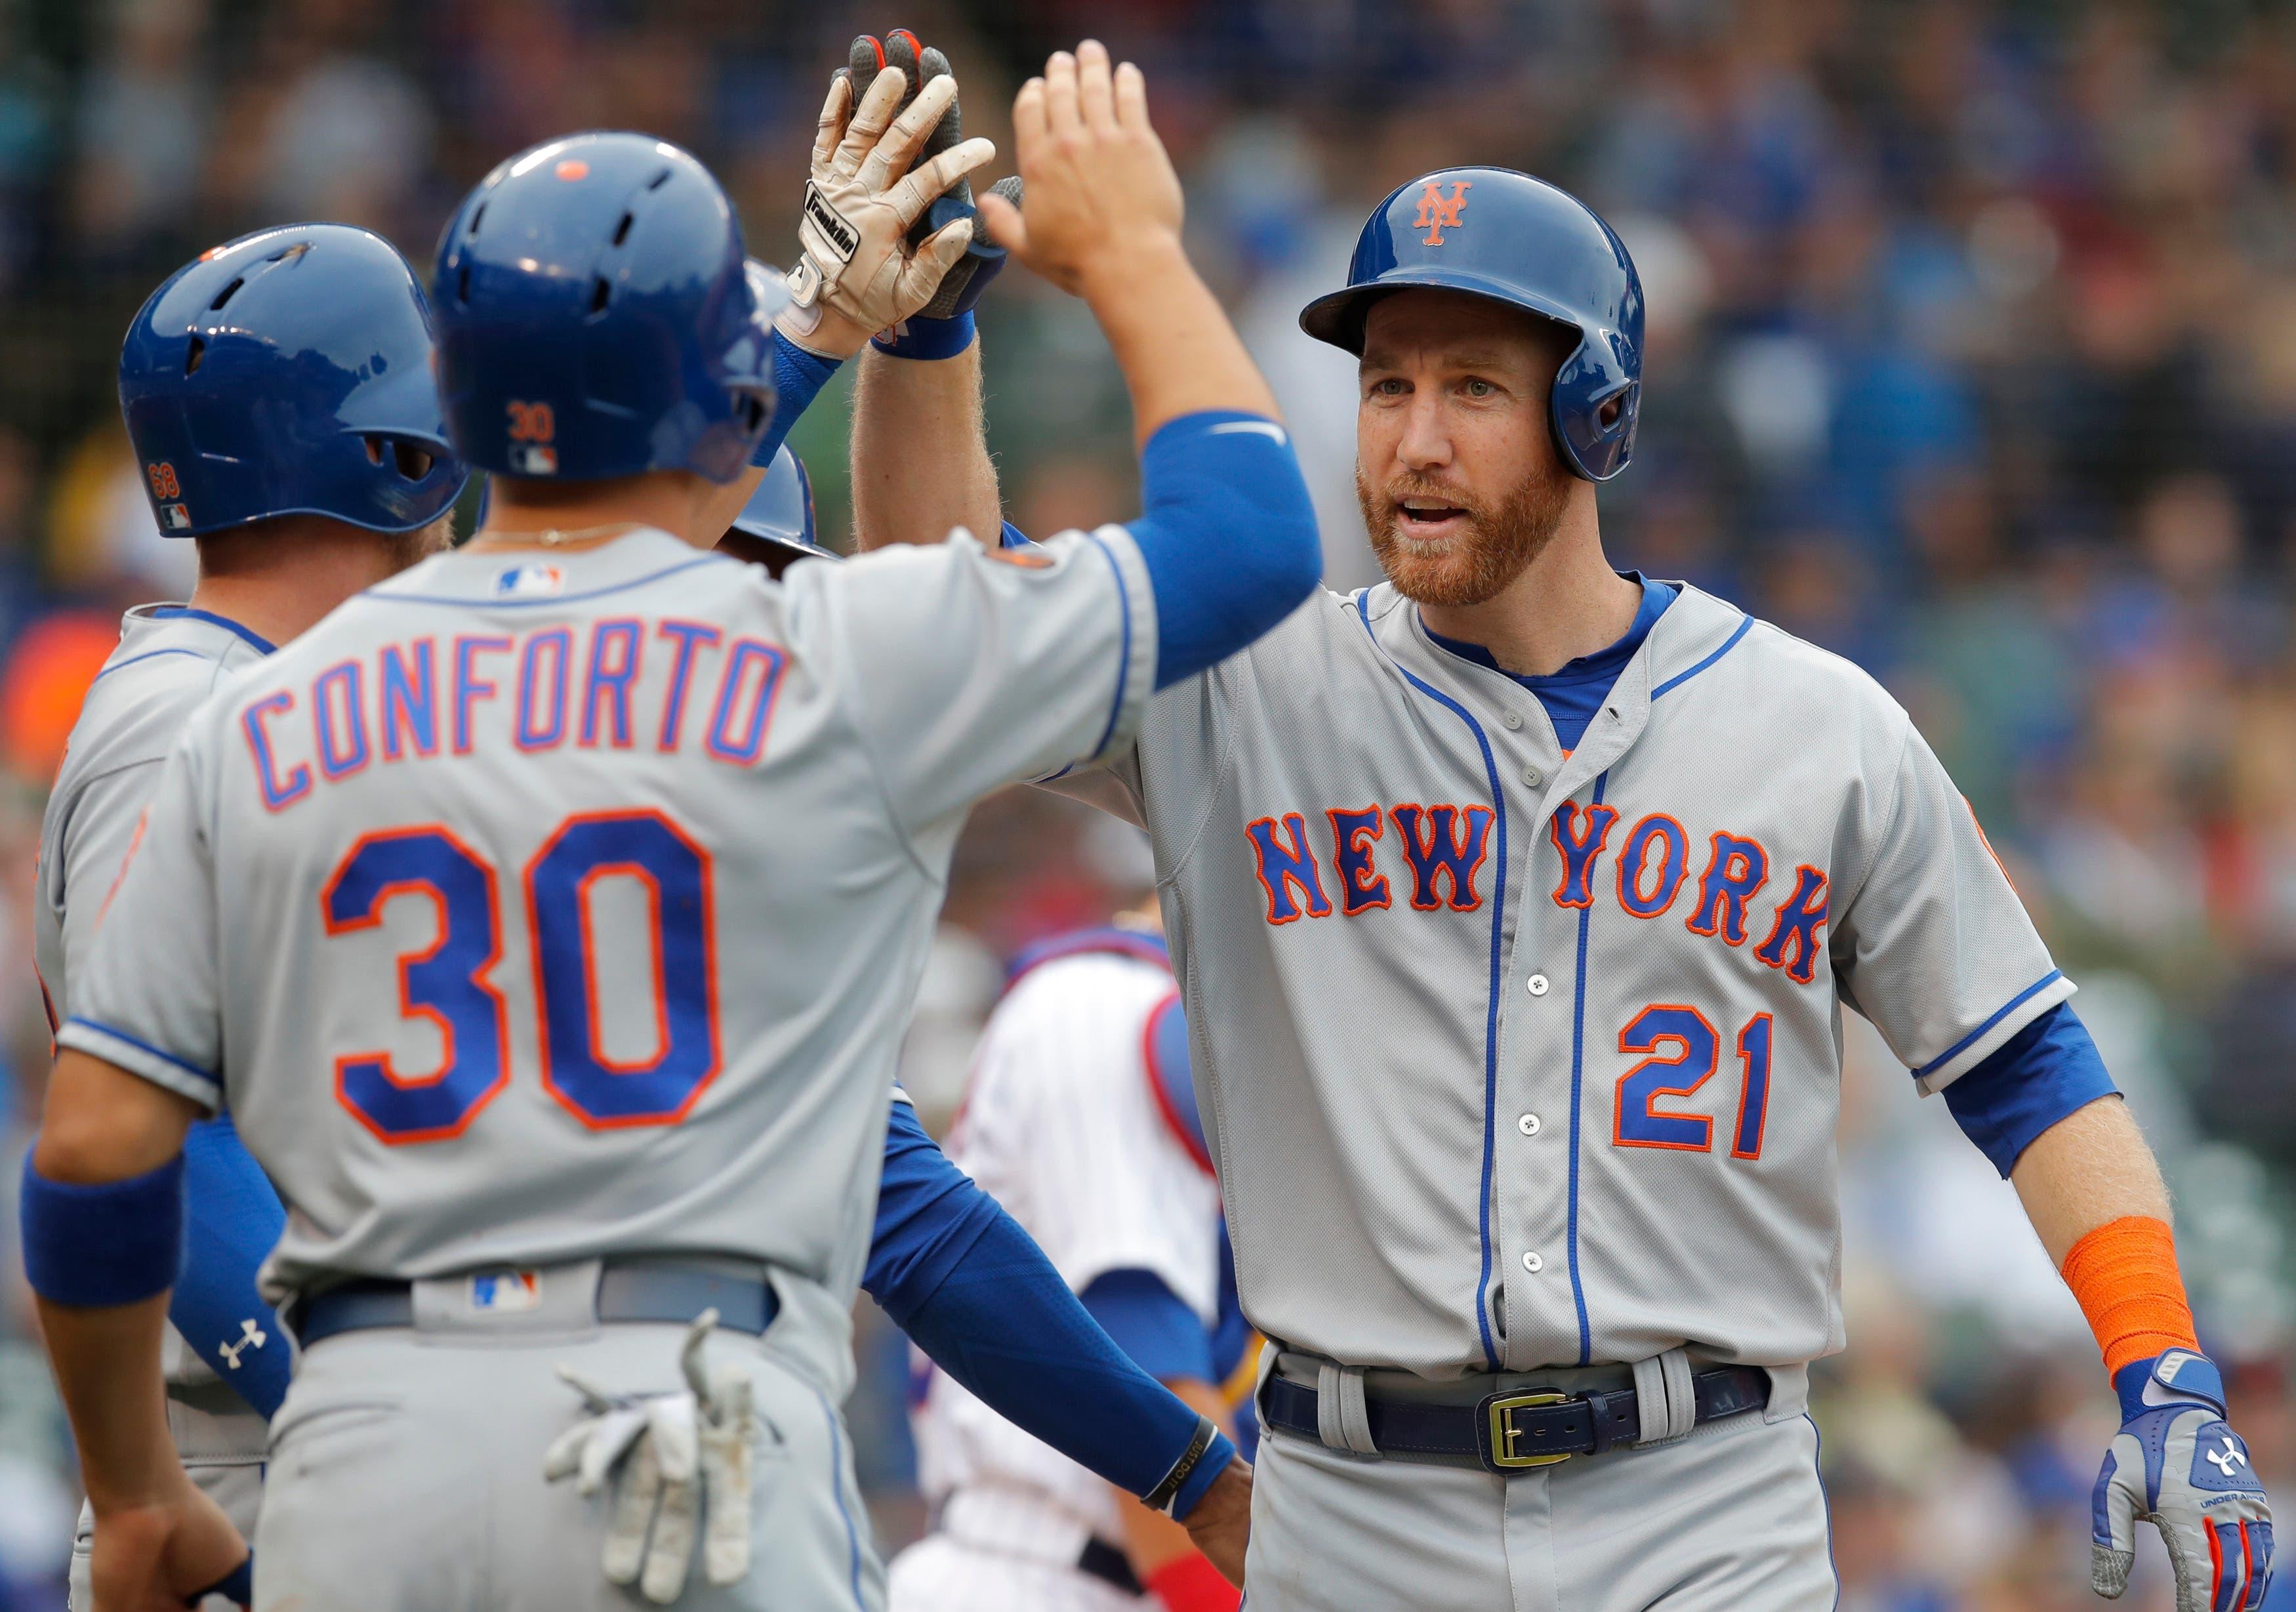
[1106,579,2068,1381]
[1246,795,1826,987]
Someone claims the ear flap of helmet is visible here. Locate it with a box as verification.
[1551,333,1641,483]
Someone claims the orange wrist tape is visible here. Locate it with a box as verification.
[2059,1215,2200,1378]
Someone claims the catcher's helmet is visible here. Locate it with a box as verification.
[1299,167,1643,482]
[119,224,467,538]
[721,447,834,577]
[434,133,785,486]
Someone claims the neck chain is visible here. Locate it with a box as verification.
[476,520,647,550]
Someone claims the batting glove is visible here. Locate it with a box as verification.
[779,43,994,346]
[848,30,1022,338]
[2093,1348,2274,1611]
[544,1308,760,1605]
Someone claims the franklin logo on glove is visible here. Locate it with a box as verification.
[799,188,861,268]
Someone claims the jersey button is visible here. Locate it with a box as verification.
[1501,709,1525,730]
[1526,973,1550,997]
[1522,1251,1544,1273]
[1521,765,1543,788]
[1517,1113,1541,1136]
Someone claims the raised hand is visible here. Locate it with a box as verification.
[779,52,994,353]
[978,40,1182,300]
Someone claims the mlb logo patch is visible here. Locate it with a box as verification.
[510,444,558,476]
[468,1270,543,1313]
[494,563,565,598]
[161,503,192,531]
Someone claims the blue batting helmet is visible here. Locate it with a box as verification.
[724,447,831,568]
[434,133,786,486]
[1299,167,1643,482]
[119,224,467,538]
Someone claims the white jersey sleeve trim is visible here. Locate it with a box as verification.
[1910,969,2079,1096]
[57,1015,222,1113]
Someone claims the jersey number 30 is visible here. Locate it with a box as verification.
[321,810,718,1144]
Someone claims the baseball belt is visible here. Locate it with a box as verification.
[1260,1363,1769,1474]
[291,1258,779,1348]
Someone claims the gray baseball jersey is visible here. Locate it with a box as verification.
[61,523,1155,1399]
[1080,580,2068,1380]
[35,603,272,1404]
[42,605,277,1612]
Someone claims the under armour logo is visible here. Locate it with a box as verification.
[2207,1437,2249,1478]
[217,1317,267,1371]
[1414,180,1472,246]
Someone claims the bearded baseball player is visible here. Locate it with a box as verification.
[853,148,2276,1609]
[39,222,470,1612]
[892,905,1254,1612]
[20,56,1314,1611]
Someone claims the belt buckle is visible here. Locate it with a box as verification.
[1479,1388,1576,1472]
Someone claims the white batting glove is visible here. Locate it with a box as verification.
[543,1308,759,1605]
[780,65,995,344]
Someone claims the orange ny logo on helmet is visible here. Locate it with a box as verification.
[1414,180,1472,246]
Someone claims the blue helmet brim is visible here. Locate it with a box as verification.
[1298,268,1588,356]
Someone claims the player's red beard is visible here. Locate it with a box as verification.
[1355,463,1574,608]
[392,512,458,571]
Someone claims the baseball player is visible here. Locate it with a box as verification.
[853,155,2277,1609]
[890,907,1254,1612]
[22,45,1315,1610]
[37,221,470,1612]
[37,239,1259,1610]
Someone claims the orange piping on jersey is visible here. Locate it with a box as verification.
[2059,1215,2200,1378]
[94,807,150,934]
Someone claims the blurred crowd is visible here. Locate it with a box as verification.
[0,0,2293,1606]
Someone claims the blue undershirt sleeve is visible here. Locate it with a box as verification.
[1939,1002,2120,1177]
[864,1102,1232,1504]
[1124,411,1322,690]
[1078,1268,1217,1386]
[863,1096,998,1308]
[169,1113,291,1418]
[750,331,844,469]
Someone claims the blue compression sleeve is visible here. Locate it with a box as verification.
[20,1151,185,1307]
[750,331,844,469]
[866,1107,1233,1505]
[865,1096,999,1312]
[168,1113,291,1418]
[1941,1003,2120,1176]
[1125,411,1322,690]
[1079,1268,1217,1385]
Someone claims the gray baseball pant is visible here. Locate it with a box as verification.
[1242,1374,1836,1610]
[250,1304,882,1610]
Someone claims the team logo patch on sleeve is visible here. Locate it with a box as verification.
[494,563,565,598]
[468,1270,543,1312]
